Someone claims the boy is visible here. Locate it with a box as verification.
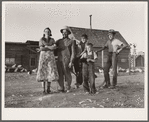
[73,39,83,88]
[80,43,98,94]
[73,34,89,88]
[79,34,89,57]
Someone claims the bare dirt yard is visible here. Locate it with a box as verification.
[5,72,144,108]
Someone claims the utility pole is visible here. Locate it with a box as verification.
[133,44,137,69]
[128,43,132,75]
[89,15,92,29]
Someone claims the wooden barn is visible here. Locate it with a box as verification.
[135,55,144,67]
[67,26,130,69]
[5,41,39,71]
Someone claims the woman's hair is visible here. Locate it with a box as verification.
[43,27,52,37]
[81,34,88,39]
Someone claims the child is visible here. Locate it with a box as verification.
[80,43,98,94]
[79,34,89,57]
[74,34,88,88]
[73,39,83,88]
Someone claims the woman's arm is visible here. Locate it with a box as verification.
[39,38,50,51]
[40,47,50,51]
[42,39,57,51]
[45,44,57,50]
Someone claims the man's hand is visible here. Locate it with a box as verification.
[87,59,95,63]
[36,48,41,52]
[68,62,73,68]
[116,49,122,54]
[87,59,91,62]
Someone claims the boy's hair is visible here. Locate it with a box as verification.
[86,43,93,47]
[81,34,88,39]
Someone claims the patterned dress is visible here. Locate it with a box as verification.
[36,37,59,82]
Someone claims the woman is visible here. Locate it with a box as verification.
[36,27,59,94]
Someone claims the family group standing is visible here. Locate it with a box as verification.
[36,27,126,95]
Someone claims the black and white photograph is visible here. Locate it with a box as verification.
[2,1,148,120]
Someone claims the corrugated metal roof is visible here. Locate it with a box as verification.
[68,26,129,47]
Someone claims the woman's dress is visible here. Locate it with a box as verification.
[36,37,59,82]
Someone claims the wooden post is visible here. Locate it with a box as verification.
[89,15,92,29]
[129,54,131,75]
[102,50,104,68]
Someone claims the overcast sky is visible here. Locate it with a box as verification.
[3,2,147,52]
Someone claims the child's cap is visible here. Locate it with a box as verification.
[87,43,93,47]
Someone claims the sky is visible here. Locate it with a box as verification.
[3,2,147,52]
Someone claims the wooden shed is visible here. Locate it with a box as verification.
[5,41,39,71]
[67,26,130,69]
[135,55,144,67]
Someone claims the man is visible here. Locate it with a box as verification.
[56,27,75,93]
[73,34,89,88]
[96,29,126,89]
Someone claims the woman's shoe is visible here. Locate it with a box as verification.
[84,92,90,95]
[75,83,80,89]
[58,89,65,93]
[47,82,51,94]
[47,88,51,94]
[66,90,71,93]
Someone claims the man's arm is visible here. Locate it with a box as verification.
[117,43,127,54]
[70,40,75,64]
[95,46,106,53]
[96,41,108,53]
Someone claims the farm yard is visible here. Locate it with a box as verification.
[5,71,144,108]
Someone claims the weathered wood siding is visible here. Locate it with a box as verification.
[5,43,39,70]
[5,44,27,66]
[93,47,130,69]
[136,56,144,67]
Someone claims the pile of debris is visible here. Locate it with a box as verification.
[118,67,144,73]
[28,68,38,75]
[5,64,27,73]
[97,66,144,75]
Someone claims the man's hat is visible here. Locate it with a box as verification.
[60,26,71,35]
[108,29,116,35]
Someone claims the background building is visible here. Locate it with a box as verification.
[5,41,39,71]
[135,51,144,68]
[68,26,130,69]
[5,26,131,71]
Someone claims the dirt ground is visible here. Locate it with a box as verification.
[5,72,144,108]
